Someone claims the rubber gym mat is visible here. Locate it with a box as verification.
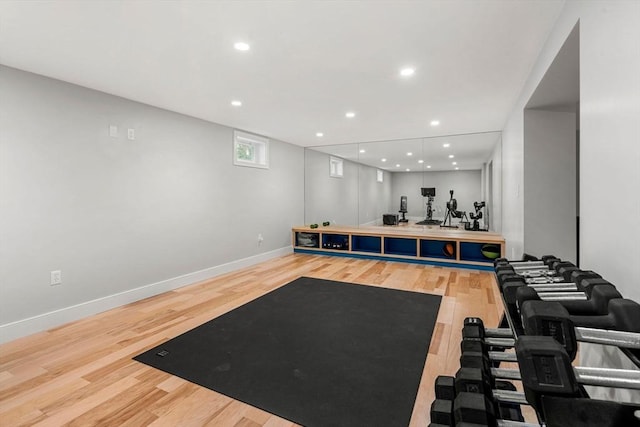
[134,276,441,427]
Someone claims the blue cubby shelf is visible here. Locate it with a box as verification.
[420,239,457,260]
[384,237,417,257]
[459,242,502,264]
[321,233,350,250]
[351,235,382,254]
[293,248,494,271]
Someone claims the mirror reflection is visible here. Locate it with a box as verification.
[304,131,501,233]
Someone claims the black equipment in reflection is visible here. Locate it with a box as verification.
[465,201,489,231]
[416,187,441,225]
[440,190,468,228]
[398,196,408,223]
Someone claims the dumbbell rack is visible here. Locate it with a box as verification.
[496,257,640,426]
[428,255,640,427]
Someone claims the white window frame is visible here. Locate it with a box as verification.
[233,130,269,169]
[330,156,344,178]
[377,169,384,183]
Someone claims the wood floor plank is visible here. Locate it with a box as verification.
[0,253,503,425]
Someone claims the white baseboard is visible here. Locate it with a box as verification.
[0,246,292,344]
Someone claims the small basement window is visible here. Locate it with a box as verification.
[330,156,344,178]
[233,130,269,169]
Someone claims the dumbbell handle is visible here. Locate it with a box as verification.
[535,291,587,301]
[491,365,640,390]
[496,420,541,427]
[528,283,577,292]
[492,389,529,406]
[575,327,640,348]
[483,326,640,350]
[504,260,545,267]
[511,265,552,272]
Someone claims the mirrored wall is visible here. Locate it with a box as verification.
[304,132,502,232]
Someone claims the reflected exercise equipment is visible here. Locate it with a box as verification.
[441,190,469,228]
[465,201,489,232]
[416,187,441,225]
[399,196,408,223]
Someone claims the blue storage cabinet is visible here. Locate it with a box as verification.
[322,233,349,250]
[420,239,456,259]
[351,235,382,253]
[460,242,502,263]
[384,237,417,257]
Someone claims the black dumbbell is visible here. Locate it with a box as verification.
[516,336,640,418]
[463,311,640,362]
[520,299,640,360]
[515,283,622,316]
[500,275,612,306]
[453,392,543,427]
[436,374,527,426]
[493,253,543,266]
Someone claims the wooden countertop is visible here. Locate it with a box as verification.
[292,223,505,244]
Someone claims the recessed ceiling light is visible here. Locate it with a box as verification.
[418,160,424,164]
[345,111,356,118]
[381,158,387,162]
[359,149,366,153]
[449,154,455,158]
[316,132,324,137]
[234,42,250,51]
[455,167,459,170]
[400,67,415,77]
[395,164,400,167]
[407,152,413,156]
[452,161,457,165]
[427,165,432,169]
[406,168,411,172]
[430,120,440,126]
[231,100,242,107]
[443,143,450,148]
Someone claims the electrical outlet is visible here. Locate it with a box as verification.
[109,125,118,137]
[127,128,135,140]
[258,234,264,245]
[50,270,62,286]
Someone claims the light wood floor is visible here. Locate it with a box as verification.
[0,253,505,426]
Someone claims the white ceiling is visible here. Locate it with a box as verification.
[0,1,564,147]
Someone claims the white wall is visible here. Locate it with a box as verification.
[304,148,360,226]
[391,170,482,222]
[358,164,393,226]
[500,0,640,401]
[524,110,576,261]
[0,66,305,342]
[303,149,393,226]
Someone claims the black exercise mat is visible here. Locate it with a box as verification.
[134,277,441,427]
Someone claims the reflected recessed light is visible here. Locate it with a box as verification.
[449,154,455,158]
[418,160,424,164]
[427,165,432,169]
[430,120,440,126]
[452,161,457,165]
[231,100,242,107]
[407,152,413,156]
[455,167,459,170]
[406,168,411,172]
[395,164,400,167]
[381,158,387,162]
[359,149,366,153]
[316,132,324,137]
[443,143,450,148]
[400,67,415,77]
[234,42,250,51]
[345,111,356,118]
